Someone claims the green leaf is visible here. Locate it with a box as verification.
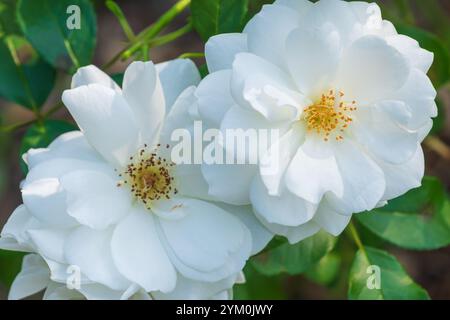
[234,263,286,300]
[17,0,97,71]
[0,37,55,110]
[20,120,77,173]
[0,0,22,37]
[0,250,25,288]
[111,72,124,87]
[251,231,337,276]
[396,24,450,87]
[198,63,209,79]
[430,97,445,135]
[348,246,429,300]
[356,177,450,250]
[304,252,341,286]
[245,0,273,24]
[191,0,249,41]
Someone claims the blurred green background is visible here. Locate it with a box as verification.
[0,0,450,299]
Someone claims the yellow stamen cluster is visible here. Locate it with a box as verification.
[303,90,357,141]
[117,144,177,209]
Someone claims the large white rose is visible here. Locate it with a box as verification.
[0,59,263,300]
[198,0,437,243]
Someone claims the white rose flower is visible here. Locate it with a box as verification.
[197,0,437,243]
[0,59,256,300]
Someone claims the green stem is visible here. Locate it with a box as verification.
[121,0,191,59]
[1,118,35,133]
[0,101,63,133]
[141,44,150,61]
[179,52,205,59]
[101,47,126,70]
[424,135,450,161]
[63,39,81,70]
[348,221,366,257]
[148,23,193,48]
[5,37,39,115]
[138,0,191,40]
[106,0,136,41]
[102,0,191,70]
[44,101,64,118]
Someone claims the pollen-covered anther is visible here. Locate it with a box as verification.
[118,144,177,209]
[302,90,356,142]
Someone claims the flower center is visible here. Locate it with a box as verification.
[302,90,357,141]
[117,144,177,209]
